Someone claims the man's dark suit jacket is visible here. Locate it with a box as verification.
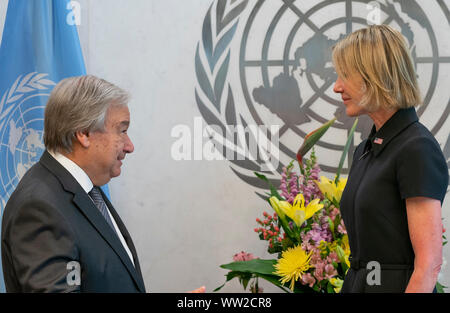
[1,151,146,292]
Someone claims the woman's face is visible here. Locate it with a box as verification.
[333,74,368,117]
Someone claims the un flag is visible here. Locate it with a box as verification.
[0,0,87,292]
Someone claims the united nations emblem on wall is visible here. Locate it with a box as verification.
[0,73,55,212]
[195,0,449,190]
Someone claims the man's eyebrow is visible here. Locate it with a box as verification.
[119,121,130,127]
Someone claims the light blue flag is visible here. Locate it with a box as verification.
[0,0,108,292]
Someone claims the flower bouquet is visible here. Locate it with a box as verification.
[215,118,358,293]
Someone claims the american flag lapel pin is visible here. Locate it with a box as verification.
[374,137,383,144]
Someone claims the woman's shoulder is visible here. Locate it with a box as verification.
[394,121,449,202]
[396,121,443,154]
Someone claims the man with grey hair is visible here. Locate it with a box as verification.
[1,75,146,292]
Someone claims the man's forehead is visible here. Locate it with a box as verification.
[106,106,130,125]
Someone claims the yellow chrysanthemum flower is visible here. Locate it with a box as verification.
[274,245,312,291]
[315,176,347,203]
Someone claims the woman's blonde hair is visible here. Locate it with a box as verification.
[332,25,421,112]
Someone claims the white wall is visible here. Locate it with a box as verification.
[1,0,449,293]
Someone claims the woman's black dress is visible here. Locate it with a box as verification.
[340,108,448,293]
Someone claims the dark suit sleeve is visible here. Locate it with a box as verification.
[2,199,80,292]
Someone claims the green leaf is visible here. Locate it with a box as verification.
[213,283,226,292]
[240,274,252,290]
[278,216,296,242]
[255,273,290,293]
[220,259,278,276]
[436,281,447,293]
[335,118,358,183]
[327,217,335,234]
[214,271,256,292]
[219,259,307,293]
[327,281,335,293]
[215,261,291,293]
[331,197,340,208]
[254,172,283,200]
[214,271,245,292]
[297,118,336,169]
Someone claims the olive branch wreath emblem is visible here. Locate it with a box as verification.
[0,72,55,210]
[195,0,282,190]
[0,72,55,131]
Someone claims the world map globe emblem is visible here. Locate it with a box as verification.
[0,73,55,212]
[237,0,449,176]
[195,0,449,189]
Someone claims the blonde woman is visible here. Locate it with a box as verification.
[332,25,448,293]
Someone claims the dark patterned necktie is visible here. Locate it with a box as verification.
[89,187,118,236]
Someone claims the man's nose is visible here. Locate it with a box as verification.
[124,135,134,154]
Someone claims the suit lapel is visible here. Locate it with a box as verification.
[40,151,146,292]
[98,188,146,291]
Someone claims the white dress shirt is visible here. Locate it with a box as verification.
[48,150,135,267]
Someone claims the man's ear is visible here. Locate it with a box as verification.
[75,130,90,148]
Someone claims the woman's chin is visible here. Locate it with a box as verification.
[345,108,359,117]
[345,106,365,117]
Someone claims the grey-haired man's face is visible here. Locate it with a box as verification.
[87,105,134,186]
